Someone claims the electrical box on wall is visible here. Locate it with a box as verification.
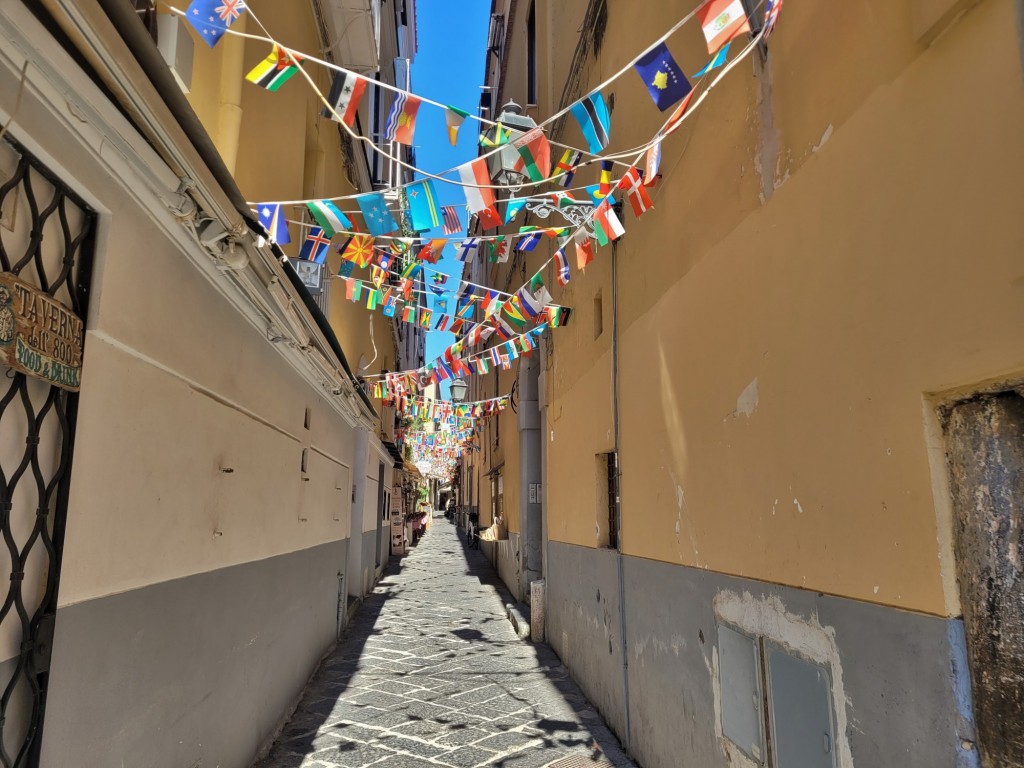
[718,623,838,768]
[718,624,766,763]
[765,644,837,768]
[156,13,194,93]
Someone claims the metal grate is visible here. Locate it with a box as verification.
[0,136,94,766]
[546,755,617,768]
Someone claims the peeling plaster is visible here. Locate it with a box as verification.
[813,123,834,153]
[733,378,759,418]
[712,591,855,768]
[793,497,804,514]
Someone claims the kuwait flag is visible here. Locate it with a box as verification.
[457,158,502,230]
[697,0,750,55]
[322,71,366,126]
[513,128,551,182]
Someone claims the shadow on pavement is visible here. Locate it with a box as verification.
[252,519,634,768]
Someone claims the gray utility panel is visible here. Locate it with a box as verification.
[718,624,837,768]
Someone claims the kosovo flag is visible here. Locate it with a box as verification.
[633,43,692,112]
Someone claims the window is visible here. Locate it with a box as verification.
[490,474,504,525]
[370,73,383,186]
[526,1,537,106]
[597,451,618,549]
[594,290,603,339]
[493,367,500,447]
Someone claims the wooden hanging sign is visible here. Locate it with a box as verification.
[0,272,84,391]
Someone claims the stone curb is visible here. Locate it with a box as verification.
[505,602,531,640]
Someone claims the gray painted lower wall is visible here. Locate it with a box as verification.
[362,528,381,595]
[547,540,973,768]
[545,545,627,738]
[40,539,348,768]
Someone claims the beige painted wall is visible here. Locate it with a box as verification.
[535,0,1024,618]
[23,1,410,608]
[169,0,402,398]
[60,186,358,605]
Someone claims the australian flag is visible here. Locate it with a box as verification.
[633,43,692,112]
[185,0,246,48]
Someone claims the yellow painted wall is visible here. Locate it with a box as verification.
[534,0,1024,618]
[169,0,400,406]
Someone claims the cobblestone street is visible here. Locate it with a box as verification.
[254,518,634,768]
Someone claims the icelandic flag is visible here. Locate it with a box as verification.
[356,192,398,236]
[516,228,542,252]
[299,226,332,263]
[186,0,246,48]
[257,202,290,245]
[633,43,692,112]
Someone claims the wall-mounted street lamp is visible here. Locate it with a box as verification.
[484,101,594,228]
[449,378,469,403]
[485,101,536,189]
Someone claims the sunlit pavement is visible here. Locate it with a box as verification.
[254,518,635,768]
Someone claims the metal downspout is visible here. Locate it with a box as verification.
[611,240,630,751]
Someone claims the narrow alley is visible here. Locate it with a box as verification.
[255,519,634,768]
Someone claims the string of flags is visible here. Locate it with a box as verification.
[396,395,511,477]
[180,0,782,216]
[180,0,785,467]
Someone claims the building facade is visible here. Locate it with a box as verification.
[466,1,1024,767]
[0,0,418,765]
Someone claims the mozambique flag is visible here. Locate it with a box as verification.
[246,45,303,92]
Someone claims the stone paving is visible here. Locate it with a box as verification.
[254,517,635,768]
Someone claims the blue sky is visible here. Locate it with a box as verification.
[411,0,490,399]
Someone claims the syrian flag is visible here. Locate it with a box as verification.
[322,71,366,126]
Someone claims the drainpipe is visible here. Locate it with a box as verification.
[518,355,542,599]
[216,14,245,175]
[611,238,631,751]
